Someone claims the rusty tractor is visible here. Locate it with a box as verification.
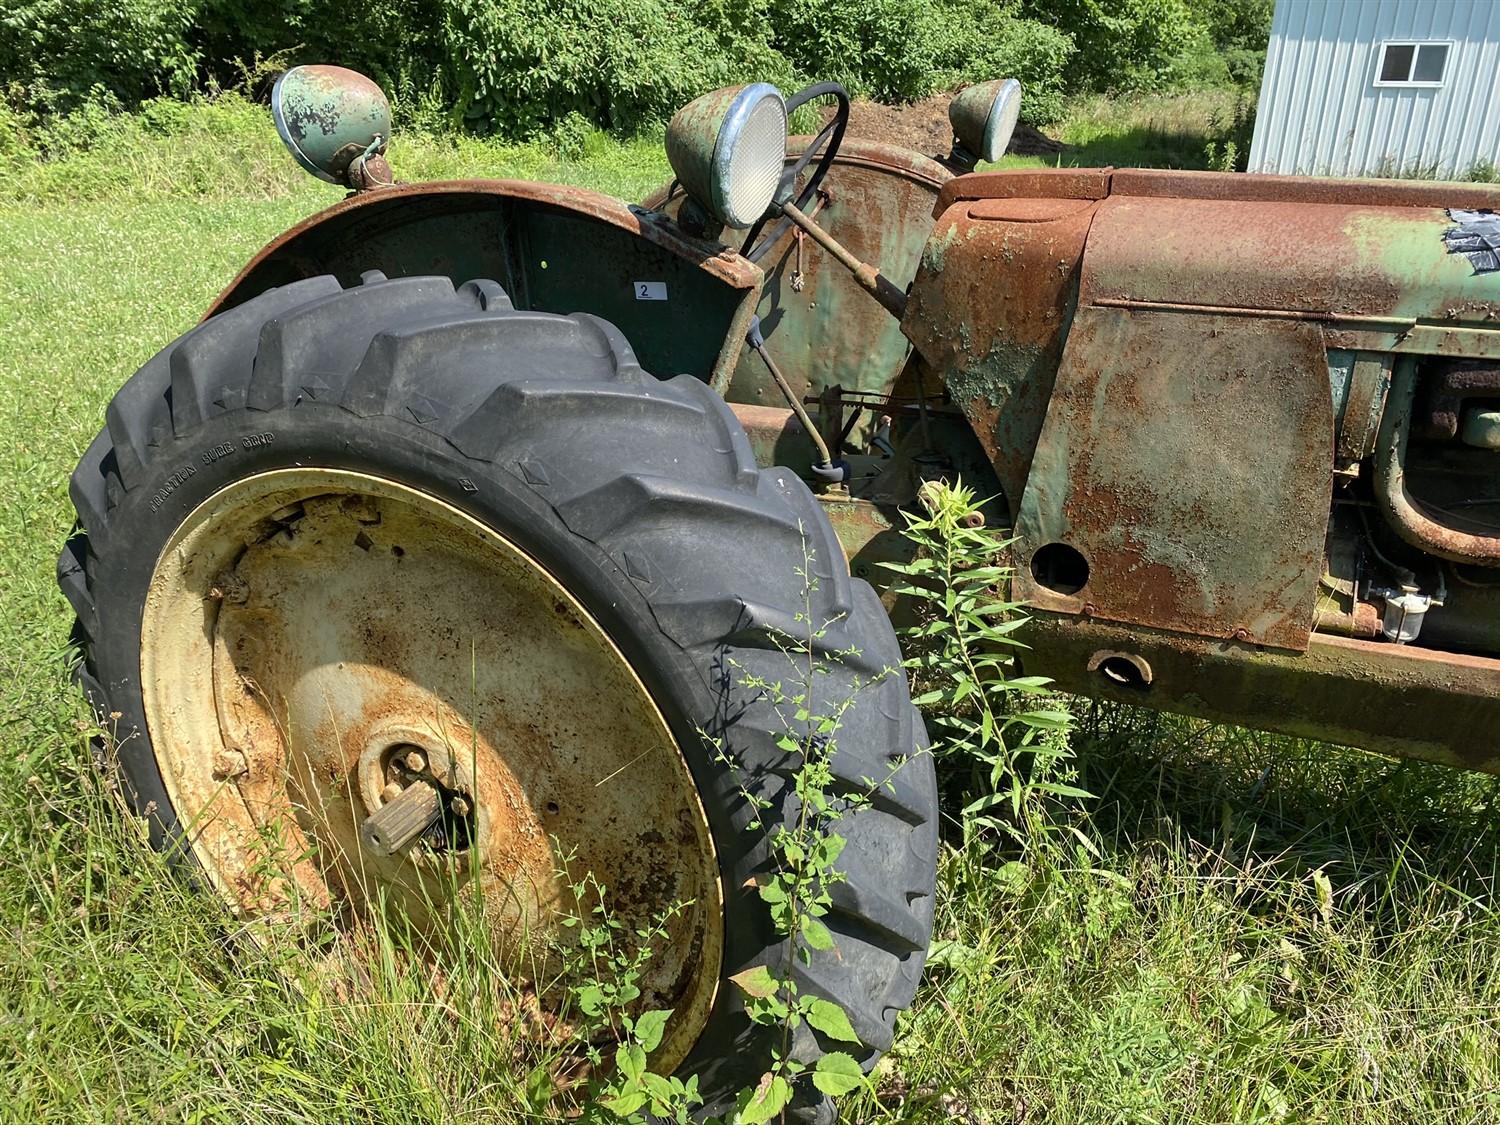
[60,65,1500,1116]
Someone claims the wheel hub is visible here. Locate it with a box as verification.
[354,724,478,855]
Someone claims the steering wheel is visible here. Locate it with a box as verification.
[739,81,851,263]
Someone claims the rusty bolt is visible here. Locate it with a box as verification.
[211,749,249,781]
[402,749,427,774]
[449,794,472,819]
[380,782,403,804]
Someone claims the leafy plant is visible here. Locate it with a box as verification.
[1185,0,1274,88]
[886,481,1085,851]
[0,0,201,113]
[442,0,787,138]
[1204,92,1255,171]
[1021,0,1198,94]
[550,863,702,1123]
[930,2,1077,125]
[706,533,915,1122]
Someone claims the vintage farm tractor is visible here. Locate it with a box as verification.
[60,65,1500,1115]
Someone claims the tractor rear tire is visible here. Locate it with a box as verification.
[59,274,938,1117]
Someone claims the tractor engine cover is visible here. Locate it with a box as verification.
[909,168,1500,652]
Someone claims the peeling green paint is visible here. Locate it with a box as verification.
[922,221,960,274]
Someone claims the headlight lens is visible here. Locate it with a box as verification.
[949,78,1023,164]
[718,89,788,226]
[667,84,788,229]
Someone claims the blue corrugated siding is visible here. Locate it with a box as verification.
[1249,0,1500,177]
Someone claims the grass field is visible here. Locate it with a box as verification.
[1,99,1497,1123]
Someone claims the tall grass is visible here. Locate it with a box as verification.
[995,89,1245,172]
[865,709,1499,1123]
[0,93,671,207]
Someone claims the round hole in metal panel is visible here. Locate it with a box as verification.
[1089,651,1152,692]
[1031,542,1089,595]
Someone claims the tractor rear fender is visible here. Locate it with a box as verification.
[207,179,763,392]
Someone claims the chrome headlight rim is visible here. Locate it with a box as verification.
[709,82,789,228]
[979,77,1023,164]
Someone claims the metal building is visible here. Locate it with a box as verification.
[1249,0,1500,178]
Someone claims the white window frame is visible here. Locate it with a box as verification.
[1373,40,1454,88]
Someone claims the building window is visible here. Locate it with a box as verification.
[1375,41,1451,87]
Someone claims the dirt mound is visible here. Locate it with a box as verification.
[823,95,1064,159]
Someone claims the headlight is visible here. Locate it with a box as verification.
[272,65,392,184]
[949,78,1023,165]
[666,84,788,229]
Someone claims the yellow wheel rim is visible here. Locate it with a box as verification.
[140,468,722,1071]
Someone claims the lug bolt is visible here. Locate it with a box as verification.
[380,782,403,804]
[402,749,427,774]
[449,794,472,818]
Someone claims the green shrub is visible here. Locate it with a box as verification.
[1185,0,1273,87]
[443,0,787,137]
[766,0,945,102]
[1168,21,1234,89]
[932,4,1077,125]
[1020,0,1199,93]
[0,0,1262,146]
[194,0,452,121]
[1203,92,1254,170]
[0,0,201,112]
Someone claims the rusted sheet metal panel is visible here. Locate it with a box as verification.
[1112,168,1500,210]
[1013,307,1333,650]
[211,180,757,311]
[1081,195,1500,326]
[902,196,1097,511]
[931,169,1113,217]
[935,166,1500,215]
[642,139,949,411]
[817,494,915,582]
[728,401,815,476]
[725,141,948,412]
[1018,613,1500,774]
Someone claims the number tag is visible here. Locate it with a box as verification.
[634,281,668,301]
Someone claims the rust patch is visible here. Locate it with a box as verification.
[1020,612,1500,774]
[902,194,1097,513]
[1012,307,1333,650]
[1414,359,1500,440]
[966,198,1097,223]
[141,471,722,1073]
[648,138,952,420]
[1081,195,1409,317]
[1112,168,1500,210]
[932,169,1113,217]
